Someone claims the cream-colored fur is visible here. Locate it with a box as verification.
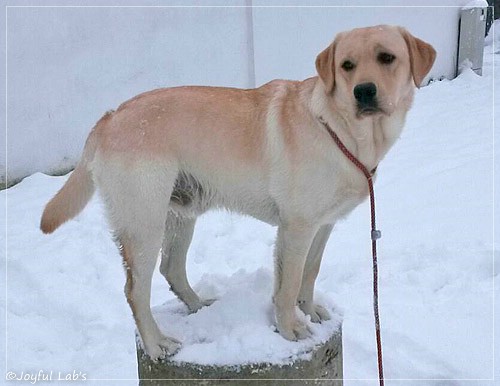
[40,25,435,361]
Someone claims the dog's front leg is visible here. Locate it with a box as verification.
[298,224,333,323]
[273,222,318,341]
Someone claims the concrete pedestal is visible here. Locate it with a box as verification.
[136,327,342,386]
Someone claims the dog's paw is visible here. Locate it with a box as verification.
[144,336,182,362]
[300,303,331,323]
[276,315,312,341]
[187,298,216,314]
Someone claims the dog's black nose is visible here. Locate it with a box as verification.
[353,82,377,106]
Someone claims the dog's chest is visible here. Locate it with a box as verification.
[329,175,370,218]
[292,160,371,225]
[325,174,370,222]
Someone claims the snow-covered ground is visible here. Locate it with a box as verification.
[2,22,498,386]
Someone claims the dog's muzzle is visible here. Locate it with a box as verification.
[354,82,381,116]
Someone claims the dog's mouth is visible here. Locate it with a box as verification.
[356,105,387,118]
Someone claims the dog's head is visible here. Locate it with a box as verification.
[316,25,436,119]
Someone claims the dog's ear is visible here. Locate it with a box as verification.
[315,41,336,94]
[399,27,436,88]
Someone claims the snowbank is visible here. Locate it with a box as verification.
[461,0,488,9]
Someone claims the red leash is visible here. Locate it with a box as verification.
[318,116,385,386]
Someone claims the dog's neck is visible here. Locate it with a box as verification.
[310,79,410,172]
[345,110,406,171]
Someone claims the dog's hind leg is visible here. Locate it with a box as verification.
[119,233,181,360]
[100,161,181,361]
[160,214,215,313]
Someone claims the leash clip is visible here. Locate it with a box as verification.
[371,229,382,240]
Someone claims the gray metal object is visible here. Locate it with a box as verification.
[136,327,343,385]
[458,7,488,76]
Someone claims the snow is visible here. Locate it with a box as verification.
[1,19,498,386]
[462,0,488,10]
[152,269,341,366]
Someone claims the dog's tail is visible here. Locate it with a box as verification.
[40,118,102,234]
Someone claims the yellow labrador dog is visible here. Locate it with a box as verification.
[41,25,435,360]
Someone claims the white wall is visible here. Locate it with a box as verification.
[252,2,468,85]
[4,1,252,185]
[2,1,478,185]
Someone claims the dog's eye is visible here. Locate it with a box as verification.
[341,60,355,72]
[378,52,395,65]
